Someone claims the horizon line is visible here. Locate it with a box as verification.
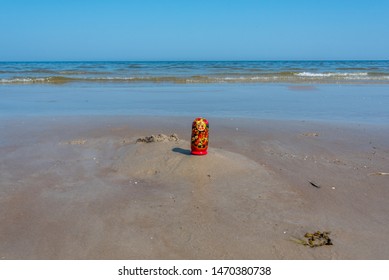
[1,59,389,63]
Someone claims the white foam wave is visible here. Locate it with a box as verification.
[2,73,389,84]
[295,72,369,77]
[0,77,48,83]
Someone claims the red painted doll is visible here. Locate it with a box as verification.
[191,117,209,155]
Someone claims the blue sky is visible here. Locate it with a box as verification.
[1,0,388,61]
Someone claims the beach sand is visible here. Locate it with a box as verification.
[1,116,388,259]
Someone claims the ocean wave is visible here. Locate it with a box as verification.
[295,72,369,77]
[2,61,389,85]
[0,76,74,84]
[1,72,389,85]
[0,77,49,84]
[294,72,389,81]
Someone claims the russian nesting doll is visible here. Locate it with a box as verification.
[191,117,209,155]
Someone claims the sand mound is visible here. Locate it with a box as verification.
[114,138,266,185]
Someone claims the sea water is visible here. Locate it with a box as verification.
[1,61,389,124]
[1,61,389,84]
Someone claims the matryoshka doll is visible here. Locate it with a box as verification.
[191,117,209,155]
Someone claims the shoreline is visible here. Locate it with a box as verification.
[1,116,388,259]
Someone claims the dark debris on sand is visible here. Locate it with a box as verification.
[136,133,180,143]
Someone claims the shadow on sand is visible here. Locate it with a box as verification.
[172,147,191,155]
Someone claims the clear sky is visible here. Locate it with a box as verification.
[1,0,388,61]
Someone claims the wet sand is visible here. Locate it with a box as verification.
[1,116,389,259]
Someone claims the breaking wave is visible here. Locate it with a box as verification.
[1,61,389,84]
[1,73,389,84]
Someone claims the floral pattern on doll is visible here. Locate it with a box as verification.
[191,118,209,150]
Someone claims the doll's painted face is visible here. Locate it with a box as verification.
[196,119,206,132]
